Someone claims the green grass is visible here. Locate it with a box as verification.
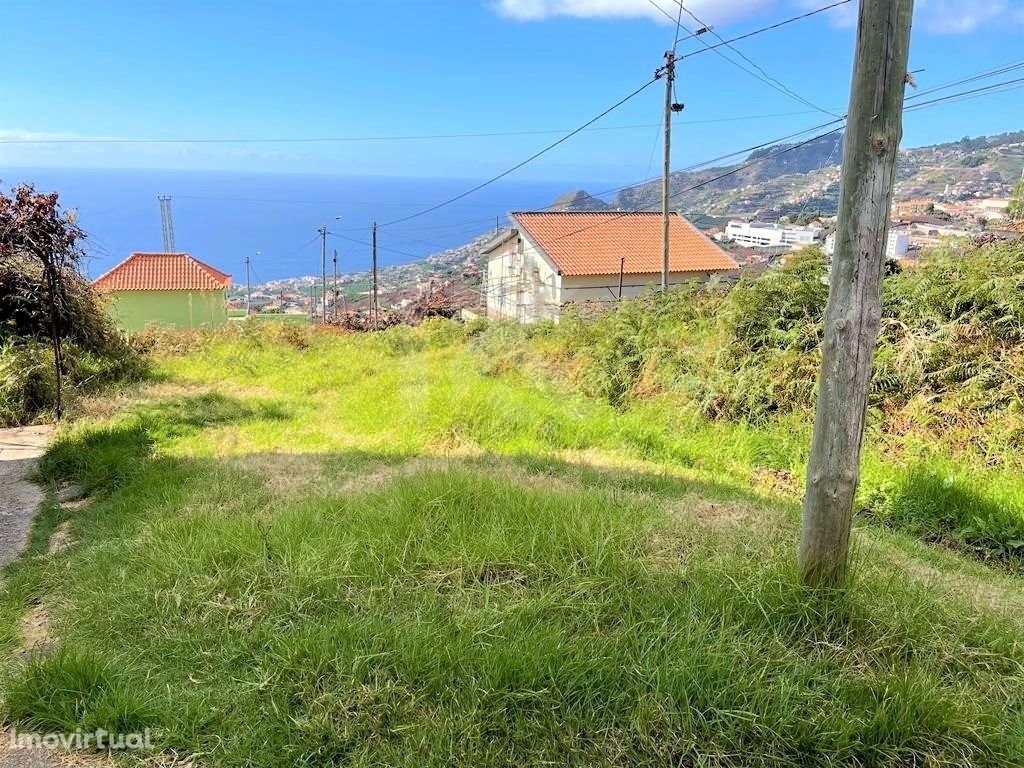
[227,311,309,323]
[3,323,1024,766]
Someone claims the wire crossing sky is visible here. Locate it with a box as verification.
[2,0,1022,181]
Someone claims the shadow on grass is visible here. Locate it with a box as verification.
[36,392,291,495]
[4,391,1021,766]
[860,462,1024,569]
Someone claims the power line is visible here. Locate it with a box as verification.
[658,0,837,117]
[905,59,1024,101]
[677,0,854,60]
[523,69,1024,220]
[263,234,321,263]
[172,194,510,209]
[249,72,1018,276]
[542,124,847,245]
[906,82,1024,112]
[328,231,422,261]
[1,111,832,147]
[377,77,661,228]
[903,75,1024,112]
[546,116,846,216]
[498,74,1024,246]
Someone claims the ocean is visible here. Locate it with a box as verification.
[2,167,612,282]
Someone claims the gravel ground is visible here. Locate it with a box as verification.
[0,426,53,567]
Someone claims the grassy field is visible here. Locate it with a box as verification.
[227,310,309,323]
[3,322,1024,766]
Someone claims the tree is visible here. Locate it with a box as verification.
[0,183,86,419]
[798,0,914,587]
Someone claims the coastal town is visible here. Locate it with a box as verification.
[203,159,1023,328]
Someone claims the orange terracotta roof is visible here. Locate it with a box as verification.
[510,211,737,276]
[92,252,231,292]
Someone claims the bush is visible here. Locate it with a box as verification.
[0,340,59,425]
[1,194,151,425]
[374,325,426,357]
[724,249,828,354]
[262,321,313,350]
[0,337,148,426]
[417,317,466,349]
[527,239,1024,434]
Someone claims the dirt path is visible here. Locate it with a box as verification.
[0,426,53,567]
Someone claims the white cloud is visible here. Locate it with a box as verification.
[801,0,1021,34]
[498,0,1024,35]
[492,0,776,26]
[916,0,1010,33]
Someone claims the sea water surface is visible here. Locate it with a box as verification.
[2,167,614,281]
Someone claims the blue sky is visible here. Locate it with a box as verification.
[1,0,1022,184]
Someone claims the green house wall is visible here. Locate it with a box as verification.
[102,290,228,332]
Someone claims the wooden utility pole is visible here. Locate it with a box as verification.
[799,0,915,587]
[244,254,251,317]
[319,225,328,323]
[371,221,379,331]
[332,248,339,323]
[618,257,625,299]
[661,50,675,293]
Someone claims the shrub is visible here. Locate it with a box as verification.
[0,340,59,425]
[723,249,828,354]
[374,325,426,357]
[263,321,313,350]
[0,184,150,424]
[0,337,148,426]
[417,316,466,349]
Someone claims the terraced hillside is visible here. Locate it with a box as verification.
[559,130,1024,219]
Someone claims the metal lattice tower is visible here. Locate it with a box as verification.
[157,195,176,252]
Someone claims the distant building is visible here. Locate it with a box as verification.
[824,229,909,258]
[892,198,936,218]
[92,252,230,332]
[886,230,910,257]
[482,211,736,323]
[247,292,275,310]
[725,220,822,249]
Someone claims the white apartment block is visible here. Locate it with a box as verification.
[823,230,909,258]
[725,220,822,249]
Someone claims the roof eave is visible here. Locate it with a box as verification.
[480,228,518,255]
[509,213,563,275]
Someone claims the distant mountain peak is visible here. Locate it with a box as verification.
[549,189,612,212]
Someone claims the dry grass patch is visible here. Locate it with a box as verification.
[19,603,52,653]
[47,523,74,555]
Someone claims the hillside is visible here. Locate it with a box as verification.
[6,271,1024,764]
[560,130,1024,219]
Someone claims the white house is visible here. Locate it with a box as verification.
[725,220,823,249]
[824,229,909,258]
[483,211,737,323]
[886,230,910,257]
